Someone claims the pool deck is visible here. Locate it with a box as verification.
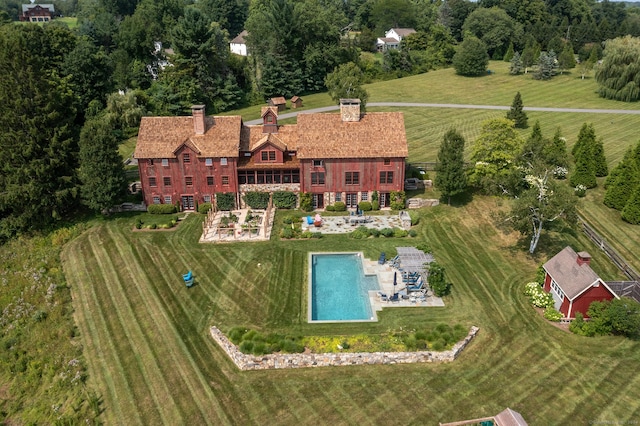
[362,257,445,311]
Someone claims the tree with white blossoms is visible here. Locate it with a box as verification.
[508,171,578,254]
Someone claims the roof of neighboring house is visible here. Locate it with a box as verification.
[494,408,528,426]
[390,28,416,37]
[270,97,287,106]
[135,115,242,159]
[230,30,248,44]
[291,96,301,102]
[22,3,54,12]
[377,37,400,44]
[296,112,408,159]
[543,246,601,300]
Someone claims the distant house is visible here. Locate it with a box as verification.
[20,3,55,22]
[440,407,528,426]
[268,97,287,112]
[290,96,302,109]
[542,246,619,318]
[376,28,416,51]
[230,30,248,56]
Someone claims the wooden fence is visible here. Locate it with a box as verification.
[578,217,640,282]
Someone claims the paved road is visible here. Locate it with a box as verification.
[245,102,640,125]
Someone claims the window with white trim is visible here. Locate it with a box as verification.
[220,157,228,165]
[313,160,323,167]
[164,196,172,204]
[162,159,169,167]
[335,192,341,202]
[153,196,161,204]
[205,158,213,166]
[361,192,368,201]
[551,279,565,299]
[203,195,211,203]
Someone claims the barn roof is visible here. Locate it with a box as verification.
[296,112,408,159]
[543,246,601,300]
[135,115,242,159]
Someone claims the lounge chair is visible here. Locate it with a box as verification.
[185,277,194,287]
[377,291,388,301]
[306,216,314,225]
[183,270,193,282]
[378,252,386,265]
[387,255,399,266]
[406,277,424,292]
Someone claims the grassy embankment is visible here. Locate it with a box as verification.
[14,60,639,424]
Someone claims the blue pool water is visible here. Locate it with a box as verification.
[310,253,380,321]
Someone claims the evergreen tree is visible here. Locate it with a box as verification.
[622,185,640,224]
[521,42,536,73]
[572,123,597,156]
[558,43,577,74]
[533,50,558,80]
[78,118,128,213]
[0,26,80,240]
[509,51,523,75]
[506,92,528,129]
[604,146,640,210]
[592,138,609,177]
[570,145,597,189]
[503,42,514,62]
[543,128,569,168]
[435,129,468,205]
[520,120,545,166]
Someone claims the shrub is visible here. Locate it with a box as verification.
[380,228,394,237]
[299,192,313,212]
[301,231,313,239]
[333,201,346,211]
[544,308,563,322]
[429,262,452,297]
[147,204,177,214]
[393,228,408,237]
[311,232,322,239]
[198,202,212,214]
[228,327,247,344]
[524,282,554,308]
[408,229,417,237]
[369,228,380,237]
[409,211,420,225]
[272,191,297,209]
[135,219,143,229]
[216,192,235,211]
[243,192,270,209]
[358,201,372,211]
[574,184,587,197]
[280,227,294,239]
[350,229,369,239]
[283,215,297,225]
[325,205,335,212]
[416,243,432,254]
[148,223,157,229]
[239,340,254,353]
[371,200,380,210]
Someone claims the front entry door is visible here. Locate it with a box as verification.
[181,195,195,210]
[312,193,324,209]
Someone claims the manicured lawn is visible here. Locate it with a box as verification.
[62,198,638,425]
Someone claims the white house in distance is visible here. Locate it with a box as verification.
[376,28,416,51]
[230,30,248,56]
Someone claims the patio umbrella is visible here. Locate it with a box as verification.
[393,272,397,295]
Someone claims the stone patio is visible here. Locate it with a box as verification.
[301,212,408,234]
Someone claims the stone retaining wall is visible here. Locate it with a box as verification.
[210,326,479,371]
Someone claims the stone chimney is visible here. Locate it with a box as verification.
[261,106,278,133]
[340,98,361,122]
[192,105,206,135]
[577,251,591,266]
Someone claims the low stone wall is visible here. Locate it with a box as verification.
[210,326,479,371]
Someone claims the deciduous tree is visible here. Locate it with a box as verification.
[452,36,489,76]
[595,35,640,102]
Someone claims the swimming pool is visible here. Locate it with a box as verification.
[308,253,380,322]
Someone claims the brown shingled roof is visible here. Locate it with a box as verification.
[296,112,408,159]
[270,97,286,106]
[135,115,242,159]
[240,125,299,152]
[230,30,247,44]
[543,246,600,300]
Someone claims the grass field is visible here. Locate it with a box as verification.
[58,61,640,425]
[62,199,639,425]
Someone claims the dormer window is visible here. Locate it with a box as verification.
[261,151,276,162]
[313,160,323,167]
[266,115,273,123]
[384,158,391,165]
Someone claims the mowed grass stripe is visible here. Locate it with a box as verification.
[86,235,182,424]
[106,226,224,424]
[62,233,143,425]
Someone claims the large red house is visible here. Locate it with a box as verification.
[542,246,619,318]
[134,99,408,211]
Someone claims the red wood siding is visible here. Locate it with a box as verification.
[300,158,405,193]
[255,144,284,164]
[559,297,571,318]
[543,273,552,292]
[569,281,616,318]
[137,146,238,208]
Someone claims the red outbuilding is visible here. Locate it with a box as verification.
[542,246,619,318]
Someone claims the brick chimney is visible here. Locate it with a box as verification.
[261,106,278,133]
[577,251,591,266]
[192,105,206,135]
[340,98,361,122]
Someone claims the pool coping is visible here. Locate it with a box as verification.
[308,252,380,323]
